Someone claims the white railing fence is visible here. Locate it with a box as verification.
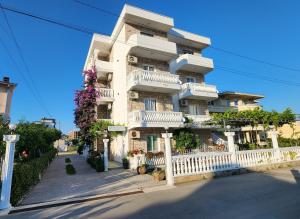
[129,110,183,125]
[129,70,181,85]
[170,146,300,177]
[98,88,114,99]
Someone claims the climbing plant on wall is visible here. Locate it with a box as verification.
[74,66,98,145]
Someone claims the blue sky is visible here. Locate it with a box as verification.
[0,0,299,133]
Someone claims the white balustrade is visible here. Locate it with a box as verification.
[98,88,114,99]
[128,110,183,128]
[280,146,300,162]
[129,70,180,85]
[172,152,234,177]
[145,156,165,167]
[236,149,277,167]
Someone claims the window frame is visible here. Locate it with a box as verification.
[144,98,157,111]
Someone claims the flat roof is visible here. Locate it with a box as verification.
[219,91,264,99]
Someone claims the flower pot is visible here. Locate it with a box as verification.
[139,166,147,175]
[153,170,165,181]
[123,162,129,169]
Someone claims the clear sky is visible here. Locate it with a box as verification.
[0,0,299,133]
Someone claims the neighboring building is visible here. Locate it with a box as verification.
[208,91,264,113]
[0,76,16,122]
[84,4,217,162]
[34,117,56,128]
[68,130,80,140]
[278,115,300,139]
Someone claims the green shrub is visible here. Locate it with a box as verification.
[11,149,57,206]
[77,145,83,155]
[87,153,104,172]
[67,146,78,152]
[65,157,71,163]
[66,164,76,175]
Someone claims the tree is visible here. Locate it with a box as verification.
[74,66,98,146]
[0,117,9,156]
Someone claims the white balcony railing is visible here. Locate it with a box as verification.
[97,88,114,104]
[127,70,181,93]
[208,105,238,113]
[128,110,184,128]
[179,83,218,100]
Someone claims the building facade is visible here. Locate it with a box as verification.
[0,76,16,122]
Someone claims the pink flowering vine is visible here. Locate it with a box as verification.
[74,66,99,144]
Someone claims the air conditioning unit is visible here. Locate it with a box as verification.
[129,130,140,139]
[107,73,113,81]
[128,91,139,99]
[180,99,188,106]
[128,55,138,64]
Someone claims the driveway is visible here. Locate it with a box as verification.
[21,153,165,205]
[9,166,300,219]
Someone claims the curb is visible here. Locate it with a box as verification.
[10,190,143,214]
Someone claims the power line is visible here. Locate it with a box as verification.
[0,3,53,117]
[1,3,299,88]
[73,0,300,74]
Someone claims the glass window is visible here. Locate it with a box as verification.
[183,49,193,55]
[143,65,155,72]
[146,135,158,152]
[189,104,201,115]
[144,98,156,111]
[186,76,196,83]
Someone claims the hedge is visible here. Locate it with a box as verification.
[66,164,76,175]
[87,153,104,172]
[11,149,57,206]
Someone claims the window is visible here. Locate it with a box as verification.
[182,49,193,55]
[234,99,238,106]
[188,104,201,115]
[142,65,155,72]
[208,101,214,106]
[145,135,158,152]
[186,76,196,83]
[226,99,230,107]
[144,98,156,111]
[140,31,154,37]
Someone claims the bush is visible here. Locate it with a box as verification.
[11,149,57,206]
[65,157,71,163]
[77,145,83,155]
[66,164,76,175]
[87,153,104,172]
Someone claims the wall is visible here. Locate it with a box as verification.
[129,91,173,112]
[125,23,168,42]
[278,122,300,139]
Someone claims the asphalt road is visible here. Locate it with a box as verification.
[4,166,300,219]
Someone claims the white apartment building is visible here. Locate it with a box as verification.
[84,5,220,162]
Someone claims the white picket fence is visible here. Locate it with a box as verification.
[172,146,300,177]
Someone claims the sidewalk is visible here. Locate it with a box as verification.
[21,153,165,205]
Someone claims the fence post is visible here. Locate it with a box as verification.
[224,132,237,168]
[162,132,174,186]
[103,139,109,172]
[268,130,281,161]
[0,135,19,214]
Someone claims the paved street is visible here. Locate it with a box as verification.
[5,166,300,219]
[21,153,164,205]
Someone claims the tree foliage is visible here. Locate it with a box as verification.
[74,66,98,145]
[173,128,200,150]
[15,122,61,160]
[0,117,10,156]
[211,107,295,129]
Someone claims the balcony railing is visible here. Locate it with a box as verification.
[179,83,218,100]
[185,114,218,129]
[97,88,114,104]
[127,70,181,93]
[128,110,184,128]
[208,105,238,113]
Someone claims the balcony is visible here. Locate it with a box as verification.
[179,83,218,101]
[172,54,214,74]
[96,88,114,105]
[185,114,215,129]
[127,70,181,93]
[237,104,261,111]
[95,60,113,79]
[208,106,238,113]
[128,110,184,128]
[127,34,177,61]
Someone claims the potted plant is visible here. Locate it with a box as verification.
[122,157,129,169]
[152,168,165,181]
[137,164,148,175]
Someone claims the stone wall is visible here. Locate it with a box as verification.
[125,23,168,42]
[129,91,173,112]
[180,99,209,115]
[127,57,169,75]
[178,70,204,84]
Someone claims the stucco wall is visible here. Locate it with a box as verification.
[125,23,168,42]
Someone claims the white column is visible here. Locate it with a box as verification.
[224,132,237,168]
[0,135,19,214]
[103,139,109,172]
[162,133,174,186]
[268,130,280,160]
